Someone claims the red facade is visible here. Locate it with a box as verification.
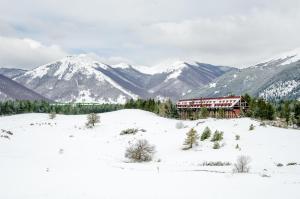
[176,96,248,118]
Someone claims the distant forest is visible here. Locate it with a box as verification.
[0,94,299,127]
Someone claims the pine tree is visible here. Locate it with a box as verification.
[200,126,211,141]
[199,107,209,119]
[284,102,291,125]
[183,128,199,149]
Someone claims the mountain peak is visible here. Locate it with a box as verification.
[255,47,300,67]
[111,63,132,69]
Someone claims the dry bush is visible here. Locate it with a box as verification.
[125,139,155,162]
[120,128,139,135]
[233,155,251,173]
[86,113,100,128]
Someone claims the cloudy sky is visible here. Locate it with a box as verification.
[0,0,300,69]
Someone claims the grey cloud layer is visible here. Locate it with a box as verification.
[0,0,300,69]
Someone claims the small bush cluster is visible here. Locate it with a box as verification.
[201,161,231,166]
[125,139,155,162]
[211,130,223,142]
[200,127,211,141]
[276,163,284,167]
[120,128,139,135]
[259,122,266,127]
[286,162,297,166]
[249,124,255,131]
[212,142,220,149]
[235,135,240,140]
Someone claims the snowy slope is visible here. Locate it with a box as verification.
[14,55,138,103]
[187,48,300,100]
[12,56,234,102]
[0,68,27,78]
[0,74,50,101]
[0,109,300,199]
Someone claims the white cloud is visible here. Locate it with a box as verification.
[0,36,68,69]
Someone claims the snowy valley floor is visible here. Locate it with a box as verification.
[0,109,300,199]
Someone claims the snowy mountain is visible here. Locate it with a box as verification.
[12,55,234,103]
[186,48,300,100]
[144,61,235,99]
[13,55,139,103]
[0,74,49,101]
[0,68,27,79]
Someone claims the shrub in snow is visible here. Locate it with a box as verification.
[183,128,199,150]
[211,130,223,142]
[235,135,240,140]
[175,121,185,129]
[200,126,211,141]
[120,128,139,135]
[201,161,231,166]
[276,163,284,167]
[259,122,266,127]
[86,113,100,128]
[235,144,240,150]
[125,139,155,162]
[213,141,220,149]
[233,155,251,173]
[286,162,297,166]
[49,111,56,119]
[249,124,255,131]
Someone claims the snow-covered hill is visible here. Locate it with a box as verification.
[187,48,300,100]
[0,74,50,101]
[13,55,139,103]
[10,55,234,103]
[0,109,299,199]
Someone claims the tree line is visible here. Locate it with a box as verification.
[0,100,122,115]
[0,96,299,127]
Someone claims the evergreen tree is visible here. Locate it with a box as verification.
[200,126,211,141]
[183,128,199,149]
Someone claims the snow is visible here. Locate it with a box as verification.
[23,64,50,80]
[135,60,190,75]
[254,47,300,67]
[279,48,300,65]
[164,68,183,82]
[112,63,132,69]
[1,109,299,198]
[259,80,300,100]
[209,82,216,88]
[18,55,138,101]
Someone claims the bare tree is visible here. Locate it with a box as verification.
[86,113,100,128]
[233,155,251,173]
[125,139,155,162]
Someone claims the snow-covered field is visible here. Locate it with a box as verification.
[0,109,300,199]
